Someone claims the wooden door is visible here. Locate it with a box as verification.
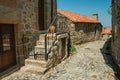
[0,24,16,73]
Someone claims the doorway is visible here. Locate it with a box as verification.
[0,24,16,73]
[38,0,44,30]
[61,38,66,59]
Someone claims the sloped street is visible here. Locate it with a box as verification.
[2,41,116,80]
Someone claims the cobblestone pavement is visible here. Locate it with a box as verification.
[2,41,116,80]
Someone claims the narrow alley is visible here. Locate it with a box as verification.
[2,41,115,80]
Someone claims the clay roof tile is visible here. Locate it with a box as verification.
[57,9,100,23]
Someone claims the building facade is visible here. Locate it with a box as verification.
[57,10,102,45]
[112,0,120,67]
[102,27,112,40]
[0,0,57,75]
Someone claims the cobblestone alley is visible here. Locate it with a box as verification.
[2,41,116,80]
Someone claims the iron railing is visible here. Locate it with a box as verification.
[27,15,69,61]
[27,31,46,59]
[44,15,57,61]
[27,15,57,61]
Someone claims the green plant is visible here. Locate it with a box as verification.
[70,45,76,53]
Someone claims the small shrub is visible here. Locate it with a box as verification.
[70,45,76,54]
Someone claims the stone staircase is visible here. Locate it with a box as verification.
[21,33,56,74]
[20,59,47,74]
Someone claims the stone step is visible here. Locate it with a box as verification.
[35,45,51,49]
[20,65,48,75]
[35,45,50,54]
[39,34,56,40]
[25,59,47,68]
[35,45,45,49]
[36,40,54,46]
[28,55,46,61]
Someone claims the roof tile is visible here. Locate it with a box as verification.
[102,27,112,34]
[57,9,100,23]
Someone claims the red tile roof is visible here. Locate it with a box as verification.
[57,9,100,23]
[106,28,112,34]
[102,27,112,34]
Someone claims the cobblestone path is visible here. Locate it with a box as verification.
[2,41,115,80]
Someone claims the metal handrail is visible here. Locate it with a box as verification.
[27,16,57,61]
[29,15,68,61]
[45,15,57,61]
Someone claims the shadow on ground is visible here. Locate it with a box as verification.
[100,38,120,80]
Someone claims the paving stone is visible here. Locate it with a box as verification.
[2,41,115,80]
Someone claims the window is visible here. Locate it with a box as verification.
[2,34,11,51]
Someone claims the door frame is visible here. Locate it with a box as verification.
[0,20,19,77]
[0,20,18,64]
[0,24,16,71]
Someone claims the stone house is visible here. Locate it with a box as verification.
[0,0,69,77]
[112,0,120,68]
[102,27,112,40]
[57,10,103,45]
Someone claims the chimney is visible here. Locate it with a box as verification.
[92,14,98,21]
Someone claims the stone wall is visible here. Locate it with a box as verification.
[0,1,20,65]
[102,34,112,41]
[0,0,17,8]
[0,0,57,66]
[1,0,39,65]
[72,23,102,44]
[112,0,120,67]
[47,33,69,68]
[17,0,39,65]
[56,13,70,32]
[57,13,102,45]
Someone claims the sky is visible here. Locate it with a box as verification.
[57,0,112,28]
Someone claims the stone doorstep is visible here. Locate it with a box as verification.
[20,65,48,75]
[25,59,47,68]
[20,59,48,75]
